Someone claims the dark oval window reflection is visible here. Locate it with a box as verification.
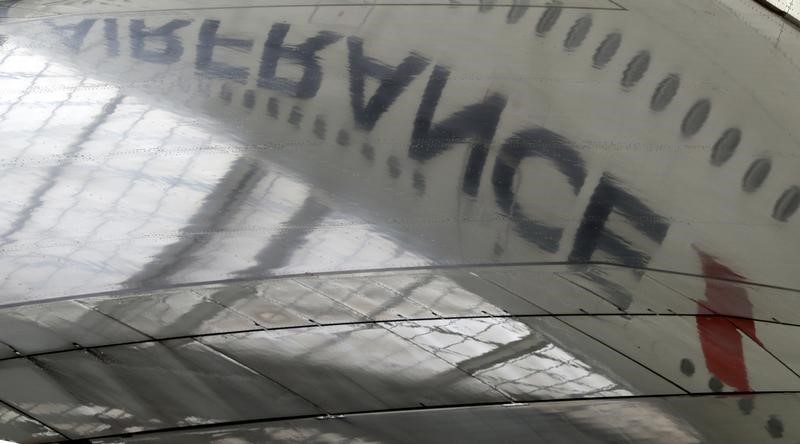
[681,99,711,137]
[593,33,622,69]
[742,158,771,192]
[564,16,592,51]
[773,186,800,222]
[650,74,680,111]
[621,50,651,89]
[710,128,741,166]
[536,7,562,36]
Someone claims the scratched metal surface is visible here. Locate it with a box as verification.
[0,0,798,442]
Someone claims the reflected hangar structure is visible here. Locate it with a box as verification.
[0,0,797,442]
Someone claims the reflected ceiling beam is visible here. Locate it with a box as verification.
[0,77,90,169]
[440,335,550,377]
[0,61,50,126]
[421,333,554,395]
[235,195,330,276]
[0,1,19,19]
[0,93,125,248]
[127,150,332,297]
[362,275,435,318]
[124,159,266,289]
[149,195,335,337]
[283,276,440,356]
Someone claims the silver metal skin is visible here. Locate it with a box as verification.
[0,0,797,442]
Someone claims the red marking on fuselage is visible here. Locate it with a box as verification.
[694,247,762,392]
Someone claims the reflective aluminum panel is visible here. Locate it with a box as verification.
[0,300,147,355]
[746,321,800,376]
[83,290,259,338]
[199,324,509,411]
[650,272,800,324]
[207,279,368,328]
[384,316,681,400]
[75,269,541,347]
[473,265,697,315]
[0,403,61,444]
[89,393,800,444]
[562,315,800,393]
[0,345,16,361]
[294,272,537,320]
[556,267,698,314]
[0,340,319,438]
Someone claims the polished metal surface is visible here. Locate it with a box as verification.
[88,393,800,443]
[0,0,799,441]
[0,340,319,438]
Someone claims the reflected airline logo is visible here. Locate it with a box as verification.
[34,9,798,231]
[13,9,796,291]
[33,13,678,285]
